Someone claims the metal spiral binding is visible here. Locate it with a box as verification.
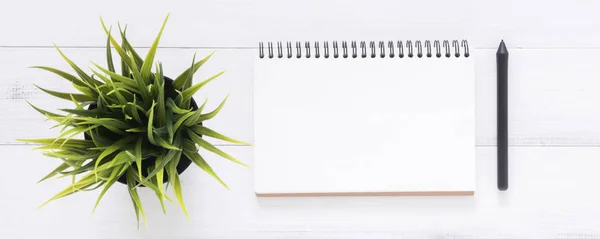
[258,40,470,59]
[388,41,394,58]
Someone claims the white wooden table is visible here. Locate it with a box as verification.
[3,0,600,238]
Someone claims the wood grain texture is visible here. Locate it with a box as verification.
[2,0,600,48]
[474,48,600,146]
[2,0,600,237]
[0,0,254,48]
[4,48,600,146]
[0,48,253,146]
[3,146,600,238]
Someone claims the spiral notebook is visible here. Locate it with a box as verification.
[253,40,476,197]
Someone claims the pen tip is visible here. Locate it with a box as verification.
[497,40,508,54]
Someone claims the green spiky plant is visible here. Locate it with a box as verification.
[17,14,250,228]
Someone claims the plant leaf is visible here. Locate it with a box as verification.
[141,14,169,79]
[127,167,171,200]
[81,181,107,191]
[39,171,103,208]
[173,111,194,133]
[139,133,182,185]
[88,151,134,176]
[57,159,94,176]
[183,98,207,127]
[59,108,111,118]
[106,28,115,73]
[141,146,177,184]
[91,71,112,85]
[184,150,229,189]
[129,52,150,104]
[153,126,169,136]
[166,98,192,114]
[182,53,197,90]
[44,150,100,161]
[53,43,104,87]
[165,106,174,143]
[125,127,146,133]
[71,82,97,98]
[92,62,138,92]
[154,154,167,213]
[173,51,215,89]
[88,128,111,147]
[26,101,64,118]
[126,169,147,229]
[127,95,143,124]
[187,129,248,167]
[100,18,133,75]
[129,191,140,230]
[94,136,135,178]
[75,118,130,135]
[156,63,166,128]
[37,163,70,183]
[54,125,99,147]
[175,53,197,110]
[106,81,128,105]
[186,95,228,126]
[154,134,179,150]
[191,125,251,145]
[132,137,143,179]
[179,71,224,102]
[182,139,198,153]
[17,138,94,148]
[92,164,127,214]
[167,153,190,220]
[147,101,156,145]
[34,84,94,102]
[29,66,87,87]
[118,23,143,68]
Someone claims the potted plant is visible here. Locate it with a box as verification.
[17,14,250,228]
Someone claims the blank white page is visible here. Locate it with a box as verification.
[254,47,476,196]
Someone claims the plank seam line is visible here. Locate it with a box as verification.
[3,46,600,50]
[0,143,250,147]
[2,143,600,148]
[0,46,255,50]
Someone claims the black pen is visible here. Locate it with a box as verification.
[497,40,509,191]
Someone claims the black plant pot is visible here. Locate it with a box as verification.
[84,76,199,185]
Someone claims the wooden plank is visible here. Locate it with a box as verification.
[0,48,253,145]
[2,0,600,48]
[4,145,600,237]
[255,0,600,49]
[474,48,600,146]
[4,48,600,146]
[0,0,255,48]
[0,145,253,238]
[472,0,600,49]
